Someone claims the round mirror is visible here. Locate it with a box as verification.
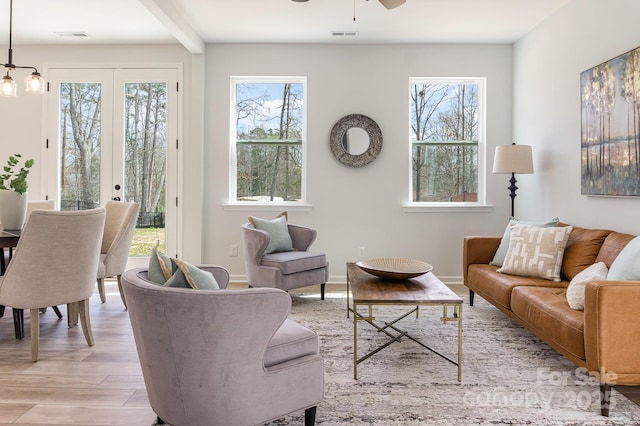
[342,127,370,156]
[330,114,383,167]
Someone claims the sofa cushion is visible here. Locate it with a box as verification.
[261,251,327,275]
[566,262,608,310]
[467,264,567,310]
[497,225,573,282]
[607,236,640,280]
[264,319,319,368]
[490,217,559,267]
[561,226,612,280]
[594,232,636,267]
[511,286,585,360]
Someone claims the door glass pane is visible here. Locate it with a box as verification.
[124,82,167,256]
[59,83,102,211]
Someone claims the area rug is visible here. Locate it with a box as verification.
[267,292,640,425]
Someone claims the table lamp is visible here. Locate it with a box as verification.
[492,143,533,217]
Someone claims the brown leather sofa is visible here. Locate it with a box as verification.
[463,225,640,416]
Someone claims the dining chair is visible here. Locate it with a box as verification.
[0,208,105,361]
[96,200,139,307]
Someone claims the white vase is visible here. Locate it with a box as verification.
[0,190,28,230]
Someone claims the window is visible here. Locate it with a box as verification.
[230,77,306,204]
[409,78,485,205]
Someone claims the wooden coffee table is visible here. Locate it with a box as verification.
[346,262,463,381]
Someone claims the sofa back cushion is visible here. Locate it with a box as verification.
[594,231,636,268]
[560,226,612,281]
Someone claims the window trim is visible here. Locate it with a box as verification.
[228,76,308,206]
[406,77,487,208]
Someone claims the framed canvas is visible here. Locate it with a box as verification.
[580,46,640,196]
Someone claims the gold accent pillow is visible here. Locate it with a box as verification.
[497,224,573,282]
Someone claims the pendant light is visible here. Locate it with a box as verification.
[1,0,45,97]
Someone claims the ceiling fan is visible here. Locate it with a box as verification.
[292,0,406,10]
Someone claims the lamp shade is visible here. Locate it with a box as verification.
[493,144,533,174]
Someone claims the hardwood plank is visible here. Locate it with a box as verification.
[0,403,33,423]
[14,405,156,425]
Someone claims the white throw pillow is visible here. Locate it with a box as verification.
[497,224,573,282]
[566,262,608,310]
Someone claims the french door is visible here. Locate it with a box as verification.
[45,68,179,258]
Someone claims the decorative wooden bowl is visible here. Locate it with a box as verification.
[355,258,433,280]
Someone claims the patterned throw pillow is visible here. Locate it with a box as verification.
[248,211,293,255]
[490,217,559,267]
[497,224,573,282]
[566,262,608,310]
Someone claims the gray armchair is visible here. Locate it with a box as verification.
[241,223,328,300]
[121,266,324,426]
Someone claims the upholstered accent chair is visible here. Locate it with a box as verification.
[241,222,328,300]
[0,208,106,361]
[122,266,324,426]
[96,200,139,307]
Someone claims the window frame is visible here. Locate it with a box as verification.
[228,76,308,207]
[405,77,488,212]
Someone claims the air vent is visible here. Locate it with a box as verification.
[55,32,88,37]
[331,30,359,37]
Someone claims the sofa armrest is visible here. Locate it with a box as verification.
[462,236,501,284]
[584,280,640,385]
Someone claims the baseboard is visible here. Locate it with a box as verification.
[228,275,465,292]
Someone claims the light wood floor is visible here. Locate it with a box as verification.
[0,281,637,425]
[0,280,157,425]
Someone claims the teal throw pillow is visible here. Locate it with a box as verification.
[248,212,293,255]
[490,217,560,267]
[148,242,174,284]
[607,236,640,280]
[164,258,219,290]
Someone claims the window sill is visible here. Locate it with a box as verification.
[222,203,313,212]
[402,203,493,213]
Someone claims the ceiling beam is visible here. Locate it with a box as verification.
[138,0,204,54]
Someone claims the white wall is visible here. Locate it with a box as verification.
[513,0,640,234]
[204,43,514,283]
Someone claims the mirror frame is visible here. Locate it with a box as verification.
[330,114,383,167]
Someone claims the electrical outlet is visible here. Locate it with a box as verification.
[358,246,366,258]
[230,244,238,257]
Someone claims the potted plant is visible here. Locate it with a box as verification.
[0,154,34,230]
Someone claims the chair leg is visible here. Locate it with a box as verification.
[304,406,317,426]
[13,308,24,339]
[52,306,63,319]
[30,308,40,362]
[156,416,165,424]
[320,283,326,301]
[469,290,475,306]
[0,304,5,318]
[78,299,95,347]
[117,275,128,310]
[67,302,79,328]
[97,278,106,303]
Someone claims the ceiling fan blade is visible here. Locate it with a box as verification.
[378,0,406,9]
